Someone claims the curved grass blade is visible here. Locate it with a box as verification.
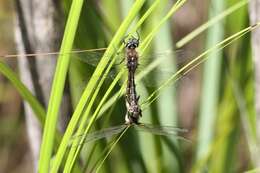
[0,61,46,123]
[140,0,187,51]
[0,60,64,147]
[176,0,249,48]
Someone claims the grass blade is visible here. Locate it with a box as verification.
[196,0,225,163]
[38,0,85,172]
[0,61,45,124]
[176,0,249,48]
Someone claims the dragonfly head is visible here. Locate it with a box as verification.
[125,37,139,49]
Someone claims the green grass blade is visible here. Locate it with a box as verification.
[196,0,225,163]
[229,73,258,165]
[140,0,187,51]
[100,0,121,33]
[0,61,46,124]
[176,0,249,48]
[147,0,180,171]
[38,0,85,172]
[209,82,239,173]
[68,1,108,109]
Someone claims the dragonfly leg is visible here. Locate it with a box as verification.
[135,30,140,41]
[121,35,129,45]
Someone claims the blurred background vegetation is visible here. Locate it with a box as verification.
[0,0,259,172]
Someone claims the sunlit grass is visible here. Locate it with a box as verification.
[0,0,259,172]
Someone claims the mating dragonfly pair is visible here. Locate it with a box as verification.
[2,35,190,143]
[71,35,189,144]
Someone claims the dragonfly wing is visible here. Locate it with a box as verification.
[71,50,127,86]
[72,50,125,67]
[72,50,105,66]
[136,49,194,87]
[134,123,188,140]
[138,49,194,67]
[70,124,128,147]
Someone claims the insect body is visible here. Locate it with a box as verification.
[73,35,187,144]
[124,36,142,124]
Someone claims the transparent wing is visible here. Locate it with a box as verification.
[71,49,121,66]
[1,47,192,66]
[136,50,193,87]
[1,47,194,87]
[72,48,193,67]
[134,123,188,141]
[69,124,128,147]
[72,48,194,87]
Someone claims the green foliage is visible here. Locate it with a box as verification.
[1,0,260,172]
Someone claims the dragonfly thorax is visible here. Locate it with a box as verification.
[126,50,138,71]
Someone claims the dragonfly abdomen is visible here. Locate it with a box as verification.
[124,38,142,125]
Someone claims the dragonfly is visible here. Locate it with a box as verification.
[69,35,188,147]
[1,35,190,145]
